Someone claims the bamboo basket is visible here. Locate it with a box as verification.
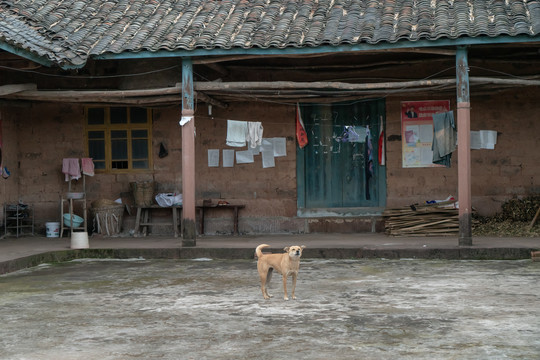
[91,200,125,236]
[130,181,154,207]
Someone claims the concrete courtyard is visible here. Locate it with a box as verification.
[0,257,539,359]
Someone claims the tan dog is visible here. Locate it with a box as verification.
[255,244,306,300]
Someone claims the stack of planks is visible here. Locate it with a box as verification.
[383,201,459,236]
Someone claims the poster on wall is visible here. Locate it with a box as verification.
[401,100,450,168]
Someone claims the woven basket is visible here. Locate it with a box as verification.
[91,203,124,236]
[130,181,154,206]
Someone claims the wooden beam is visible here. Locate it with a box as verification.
[194,78,456,91]
[0,83,36,96]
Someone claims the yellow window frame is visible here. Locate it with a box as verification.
[84,107,153,173]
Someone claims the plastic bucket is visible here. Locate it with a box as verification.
[46,222,60,238]
[71,232,89,249]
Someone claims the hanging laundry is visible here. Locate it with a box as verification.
[81,158,95,176]
[226,120,248,147]
[364,126,373,200]
[246,122,263,148]
[296,104,308,148]
[378,116,385,166]
[62,158,81,181]
[432,111,457,168]
[340,126,360,143]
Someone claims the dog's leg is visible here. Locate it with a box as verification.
[265,268,273,298]
[259,269,269,300]
[291,273,298,300]
[282,275,289,301]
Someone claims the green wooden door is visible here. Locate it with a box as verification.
[297,100,386,209]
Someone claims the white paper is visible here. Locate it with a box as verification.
[471,130,497,150]
[223,149,235,167]
[262,148,275,168]
[272,137,287,157]
[250,145,261,155]
[208,149,219,167]
[419,124,434,142]
[236,150,254,164]
[480,130,497,149]
[470,131,481,149]
[179,116,193,126]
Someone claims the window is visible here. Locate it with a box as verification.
[85,107,152,172]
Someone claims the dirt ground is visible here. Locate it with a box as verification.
[0,258,539,359]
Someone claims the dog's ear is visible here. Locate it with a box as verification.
[301,245,306,249]
[283,246,290,252]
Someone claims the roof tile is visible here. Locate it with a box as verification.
[1,0,539,67]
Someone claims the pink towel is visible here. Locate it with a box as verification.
[62,158,81,181]
[81,158,95,176]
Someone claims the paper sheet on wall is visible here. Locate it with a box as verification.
[262,148,275,168]
[471,130,497,149]
[271,137,287,157]
[223,149,235,167]
[208,149,219,167]
[236,150,254,164]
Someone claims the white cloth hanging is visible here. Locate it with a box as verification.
[226,120,248,147]
[246,122,263,148]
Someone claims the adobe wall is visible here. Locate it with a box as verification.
[1,85,538,235]
[385,88,540,216]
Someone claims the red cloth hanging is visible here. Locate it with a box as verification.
[296,104,308,149]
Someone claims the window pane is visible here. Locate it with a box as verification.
[111,139,128,160]
[89,140,105,160]
[88,131,105,161]
[93,161,106,170]
[132,129,148,138]
[110,107,128,124]
[132,139,148,159]
[88,130,104,139]
[112,160,129,169]
[132,160,148,169]
[131,107,148,123]
[88,108,105,125]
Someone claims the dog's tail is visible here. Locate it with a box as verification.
[255,244,270,259]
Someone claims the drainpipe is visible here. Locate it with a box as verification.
[181,57,196,246]
[456,46,472,246]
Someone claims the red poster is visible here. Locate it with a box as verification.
[401,100,450,168]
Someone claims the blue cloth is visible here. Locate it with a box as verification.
[432,111,457,167]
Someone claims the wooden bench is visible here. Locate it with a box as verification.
[133,205,181,237]
[133,202,245,237]
[196,203,245,235]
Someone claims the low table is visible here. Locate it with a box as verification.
[196,204,245,235]
[133,205,181,237]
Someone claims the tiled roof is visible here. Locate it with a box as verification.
[1,0,539,68]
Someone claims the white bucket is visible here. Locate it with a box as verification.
[45,222,60,238]
[71,232,89,249]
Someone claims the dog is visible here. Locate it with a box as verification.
[255,244,306,300]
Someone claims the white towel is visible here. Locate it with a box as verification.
[226,120,247,147]
[247,122,263,148]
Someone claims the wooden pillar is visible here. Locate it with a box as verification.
[456,46,472,246]
[181,57,196,246]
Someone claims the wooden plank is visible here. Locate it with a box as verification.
[0,84,36,96]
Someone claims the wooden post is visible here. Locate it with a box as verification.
[181,57,196,246]
[456,46,472,246]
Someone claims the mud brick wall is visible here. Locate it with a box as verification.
[0,86,538,233]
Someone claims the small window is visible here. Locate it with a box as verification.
[85,107,152,173]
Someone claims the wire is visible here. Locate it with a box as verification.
[0,64,181,79]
